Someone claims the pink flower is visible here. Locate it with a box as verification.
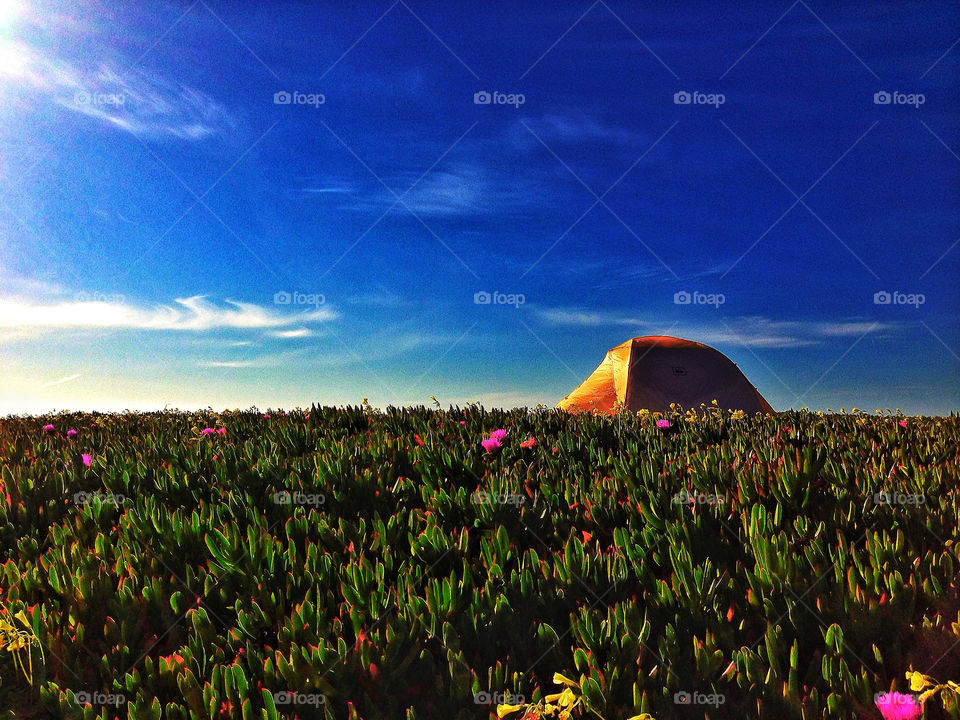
[489,429,507,442]
[656,419,671,429]
[81,453,92,467]
[216,428,227,436]
[201,428,216,435]
[875,692,922,720]
[66,429,78,439]
[42,424,55,434]
[898,420,907,428]
[459,420,466,426]
[520,437,536,448]
[263,414,271,419]
[481,437,501,453]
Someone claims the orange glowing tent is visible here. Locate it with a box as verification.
[557,336,774,414]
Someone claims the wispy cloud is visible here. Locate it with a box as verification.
[0,38,235,140]
[0,295,338,336]
[269,328,313,338]
[41,373,81,388]
[535,307,898,348]
[515,112,644,147]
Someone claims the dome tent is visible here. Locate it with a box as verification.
[557,336,773,414]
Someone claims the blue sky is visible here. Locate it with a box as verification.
[0,0,958,414]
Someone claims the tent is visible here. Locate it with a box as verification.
[557,335,774,414]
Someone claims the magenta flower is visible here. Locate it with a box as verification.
[81,453,92,467]
[489,429,507,442]
[656,419,671,429]
[898,420,907,428]
[481,437,501,453]
[216,428,227,436]
[875,692,922,720]
[263,414,271,418]
[459,420,466,426]
[200,428,216,435]
[66,429,78,439]
[42,424,55,434]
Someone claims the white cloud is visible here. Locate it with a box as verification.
[0,38,234,140]
[269,328,313,338]
[0,295,338,335]
[198,360,258,368]
[40,373,81,388]
[534,307,897,348]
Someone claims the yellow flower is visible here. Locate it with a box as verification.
[556,688,576,709]
[907,670,933,691]
[497,704,523,718]
[553,672,578,687]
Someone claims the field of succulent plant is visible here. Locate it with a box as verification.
[0,406,957,719]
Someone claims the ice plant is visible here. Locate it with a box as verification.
[216,427,227,436]
[201,428,216,435]
[656,419,670,429]
[520,437,536,448]
[899,420,908,428]
[481,437,501,453]
[875,692,922,720]
[66,429,78,439]
[490,429,507,441]
[81,453,92,467]
[42,424,55,434]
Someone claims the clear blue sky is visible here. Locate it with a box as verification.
[1,0,958,414]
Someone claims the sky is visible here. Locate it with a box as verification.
[0,0,958,415]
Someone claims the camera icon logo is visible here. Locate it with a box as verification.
[673,91,691,105]
[673,290,691,304]
[274,691,293,705]
[873,290,891,305]
[474,91,491,105]
[72,691,91,704]
[874,91,891,105]
[474,290,491,304]
[273,291,292,305]
[274,91,292,105]
[674,691,692,704]
[272,491,292,504]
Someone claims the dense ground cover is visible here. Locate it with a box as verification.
[0,406,957,719]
